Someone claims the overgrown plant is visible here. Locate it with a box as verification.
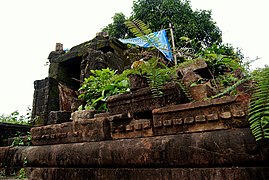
[124,19,193,99]
[128,57,176,97]
[199,44,243,76]
[124,19,161,48]
[16,157,28,179]
[17,168,27,179]
[211,77,250,99]
[175,36,202,62]
[0,109,31,125]
[11,132,32,147]
[78,68,130,112]
[248,66,269,141]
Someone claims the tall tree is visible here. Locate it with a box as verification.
[102,13,129,39]
[132,0,222,48]
[102,0,222,48]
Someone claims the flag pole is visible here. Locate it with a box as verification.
[169,23,177,65]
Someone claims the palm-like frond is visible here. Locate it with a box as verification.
[125,19,152,37]
[175,79,193,101]
[124,19,160,48]
[211,77,250,99]
[248,67,269,141]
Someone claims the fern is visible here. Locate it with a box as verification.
[124,19,192,100]
[248,67,269,141]
[124,19,161,49]
[174,79,193,101]
[141,58,170,97]
[124,20,166,97]
[211,77,250,99]
[175,59,198,69]
[125,19,151,38]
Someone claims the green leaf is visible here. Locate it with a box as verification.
[248,66,269,141]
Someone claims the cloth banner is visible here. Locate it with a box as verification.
[119,30,173,61]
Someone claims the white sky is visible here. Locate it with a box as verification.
[0,0,268,115]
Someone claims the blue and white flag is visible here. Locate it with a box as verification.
[119,30,173,62]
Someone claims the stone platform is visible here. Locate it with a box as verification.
[1,128,269,179]
[1,94,269,179]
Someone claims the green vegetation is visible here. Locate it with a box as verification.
[102,0,246,100]
[124,19,161,47]
[0,157,28,179]
[0,110,31,125]
[11,132,32,147]
[128,58,178,97]
[82,16,246,113]
[78,68,130,112]
[103,0,222,49]
[248,66,269,141]
[102,13,129,39]
[198,43,247,96]
[101,8,269,143]
[123,19,184,97]
[17,168,27,179]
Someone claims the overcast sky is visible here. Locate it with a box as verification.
[0,0,268,115]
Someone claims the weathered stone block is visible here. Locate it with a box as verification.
[195,115,206,123]
[107,82,185,115]
[31,122,73,146]
[71,110,96,122]
[58,83,79,112]
[184,117,195,124]
[128,74,149,91]
[31,77,59,125]
[189,84,214,101]
[220,111,232,119]
[55,43,63,52]
[0,146,27,175]
[109,113,153,139]
[182,71,201,87]
[152,94,249,136]
[31,116,111,145]
[48,111,71,125]
[73,117,111,142]
[94,112,110,118]
[207,113,219,121]
[177,59,209,77]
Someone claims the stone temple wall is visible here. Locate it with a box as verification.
[31,34,129,125]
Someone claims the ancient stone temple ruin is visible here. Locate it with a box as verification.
[31,33,129,125]
[0,33,268,179]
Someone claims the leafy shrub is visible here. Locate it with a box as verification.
[128,58,176,97]
[78,61,187,112]
[78,68,130,112]
[11,132,32,147]
[0,109,31,125]
[17,168,26,179]
[199,43,243,76]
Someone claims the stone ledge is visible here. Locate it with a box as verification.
[27,167,269,180]
[152,94,249,114]
[152,94,249,135]
[31,94,250,145]
[31,117,111,146]
[13,129,268,168]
